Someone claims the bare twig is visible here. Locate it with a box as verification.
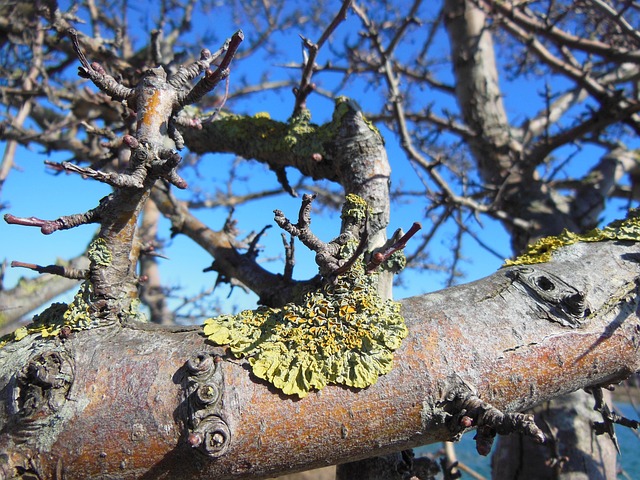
[10,261,88,280]
[367,222,422,273]
[292,0,353,116]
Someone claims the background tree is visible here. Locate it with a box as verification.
[0,1,639,479]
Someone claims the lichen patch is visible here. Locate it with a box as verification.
[504,211,640,266]
[203,262,407,398]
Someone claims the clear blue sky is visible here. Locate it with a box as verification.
[0,1,634,319]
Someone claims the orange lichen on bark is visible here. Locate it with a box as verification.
[139,89,164,129]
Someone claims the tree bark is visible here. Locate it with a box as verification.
[444,2,622,477]
[1,239,637,479]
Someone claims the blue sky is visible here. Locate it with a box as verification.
[1,1,635,319]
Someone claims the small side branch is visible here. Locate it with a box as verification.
[69,29,135,102]
[45,161,145,189]
[272,166,297,197]
[292,0,353,116]
[366,222,422,273]
[245,225,271,261]
[10,261,88,280]
[588,386,639,452]
[168,48,217,90]
[281,234,295,281]
[274,193,370,277]
[179,30,244,107]
[273,193,327,254]
[4,207,101,235]
[445,391,546,456]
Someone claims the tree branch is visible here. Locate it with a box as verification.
[0,239,638,479]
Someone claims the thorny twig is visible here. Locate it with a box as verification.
[587,386,640,453]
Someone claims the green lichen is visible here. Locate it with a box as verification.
[63,281,98,329]
[124,297,147,323]
[0,302,68,347]
[504,210,640,266]
[333,96,381,139]
[341,193,368,224]
[204,194,407,398]
[88,237,112,266]
[281,108,326,160]
[196,97,382,167]
[383,249,407,273]
[203,262,406,398]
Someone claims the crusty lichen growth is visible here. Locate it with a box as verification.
[1,238,127,347]
[0,280,104,347]
[333,96,381,139]
[87,237,112,266]
[204,262,406,398]
[505,210,640,266]
[204,194,407,398]
[341,192,368,224]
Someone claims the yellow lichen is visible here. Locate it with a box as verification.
[13,326,28,341]
[0,280,104,347]
[333,96,382,139]
[62,281,97,330]
[203,262,406,398]
[341,193,368,224]
[504,211,640,266]
[88,237,112,266]
[0,302,68,347]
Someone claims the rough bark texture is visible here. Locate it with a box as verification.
[0,239,638,479]
[444,2,624,477]
[443,0,579,251]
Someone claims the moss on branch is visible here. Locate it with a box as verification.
[184,97,380,182]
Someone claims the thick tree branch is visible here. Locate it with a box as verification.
[0,239,638,479]
[181,97,391,244]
